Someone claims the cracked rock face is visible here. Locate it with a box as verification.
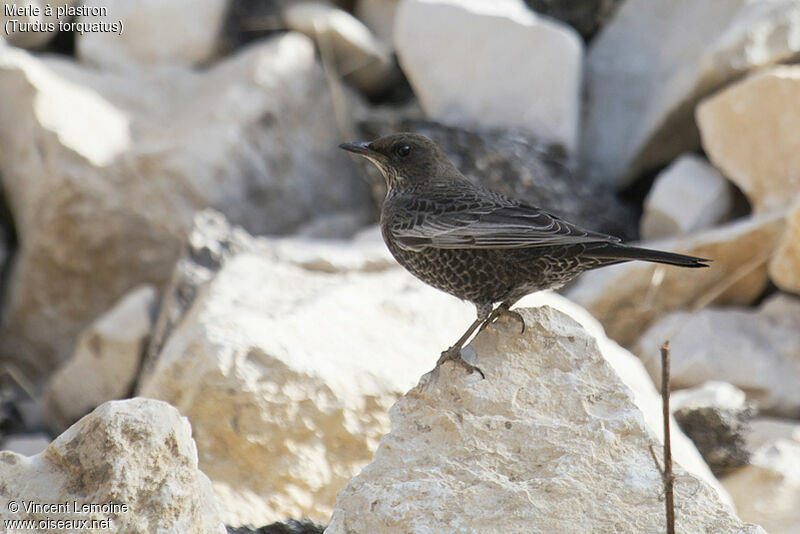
[326,306,764,534]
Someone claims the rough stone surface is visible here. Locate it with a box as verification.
[359,118,636,239]
[640,153,733,240]
[582,0,800,187]
[523,0,623,40]
[326,307,763,534]
[698,67,800,213]
[0,35,371,378]
[284,2,395,95]
[0,398,226,533]
[516,293,732,505]
[77,0,227,70]
[0,0,73,49]
[722,417,800,534]
[636,294,800,417]
[42,285,157,430]
[566,211,787,346]
[395,0,583,151]
[770,198,800,294]
[138,214,477,526]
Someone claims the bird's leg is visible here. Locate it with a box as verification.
[437,302,494,378]
[478,300,525,334]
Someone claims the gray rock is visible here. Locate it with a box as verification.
[674,406,752,477]
[358,118,636,239]
[636,294,800,417]
[582,0,800,187]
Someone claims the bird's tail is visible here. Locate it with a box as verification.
[588,244,711,268]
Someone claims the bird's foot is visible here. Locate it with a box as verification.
[437,346,485,379]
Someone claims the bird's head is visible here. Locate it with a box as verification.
[339,133,455,191]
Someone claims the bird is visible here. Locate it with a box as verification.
[340,133,710,378]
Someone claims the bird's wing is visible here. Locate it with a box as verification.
[388,191,621,252]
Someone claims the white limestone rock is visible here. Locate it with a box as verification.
[582,0,800,187]
[566,211,787,346]
[770,197,800,294]
[698,66,800,214]
[395,0,583,151]
[326,307,762,533]
[0,34,370,379]
[0,398,226,533]
[641,153,733,240]
[722,417,800,534]
[42,285,157,430]
[671,381,748,413]
[636,294,800,416]
[76,0,227,70]
[284,1,395,95]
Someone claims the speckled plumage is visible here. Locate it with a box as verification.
[341,133,710,375]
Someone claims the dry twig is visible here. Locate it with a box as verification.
[650,341,676,534]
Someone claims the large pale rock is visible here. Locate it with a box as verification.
[770,198,800,294]
[517,293,732,505]
[0,34,371,378]
[0,398,225,533]
[77,0,227,70]
[42,285,157,430]
[641,153,733,240]
[138,214,476,526]
[582,0,800,187]
[722,417,800,534]
[636,294,800,417]
[284,2,395,95]
[395,0,583,151]
[698,67,800,213]
[566,211,787,346]
[327,307,762,533]
[0,0,73,49]
[355,0,399,44]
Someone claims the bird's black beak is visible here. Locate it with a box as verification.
[339,141,378,157]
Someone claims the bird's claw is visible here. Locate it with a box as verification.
[437,347,486,379]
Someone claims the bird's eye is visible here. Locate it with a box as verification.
[395,144,411,157]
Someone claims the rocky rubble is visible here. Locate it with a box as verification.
[2,0,800,532]
[0,32,371,379]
